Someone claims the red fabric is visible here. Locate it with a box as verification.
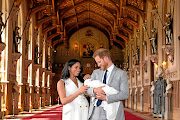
[22,106,62,120]
[124,110,145,120]
[23,105,145,120]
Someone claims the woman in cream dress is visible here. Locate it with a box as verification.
[57,59,89,120]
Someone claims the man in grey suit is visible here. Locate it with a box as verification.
[85,48,129,120]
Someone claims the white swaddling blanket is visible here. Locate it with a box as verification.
[84,79,120,120]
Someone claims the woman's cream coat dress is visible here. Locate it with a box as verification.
[62,78,89,120]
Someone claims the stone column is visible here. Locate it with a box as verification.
[33,64,41,109]
[150,81,155,113]
[134,87,137,110]
[23,60,32,111]
[46,71,52,106]
[140,87,144,111]
[39,68,46,108]
[7,53,21,115]
[129,88,133,108]
[41,87,46,107]
[29,85,33,112]
[0,42,6,118]
[164,79,173,119]
[0,83,4,118]
[33,86,40,109]
[125,99,128,108]
[50,73,55,106]
[23,83,30,111]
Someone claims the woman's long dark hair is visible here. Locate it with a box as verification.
[61,59,84,83]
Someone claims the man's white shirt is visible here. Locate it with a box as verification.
[94,64,114,107]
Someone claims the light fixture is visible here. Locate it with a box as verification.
[74,43,78,52]
[155,64,158,69]
[162,61,167,69]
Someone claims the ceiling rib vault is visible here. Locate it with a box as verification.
[14,0,156,49]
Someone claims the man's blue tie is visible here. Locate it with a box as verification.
[96,70,108,107]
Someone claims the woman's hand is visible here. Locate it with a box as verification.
[78,84,89,94]
[83,74,91,80]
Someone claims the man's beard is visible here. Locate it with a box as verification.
[101,62,108,71]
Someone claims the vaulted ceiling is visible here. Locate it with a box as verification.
[15,0,157,49]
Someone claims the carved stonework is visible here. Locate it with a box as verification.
[135,65,140,75]
[12,6,20,20]
[164,79,173,119]
[33,64,41,73]
[22,84,30,94]
[34,29,39,40]
[9,74,16,82]
[135,46,140,65]
[166,71,177,79]
[130,88,133,108]
[85,29,93,36]
[40,67,46,72]
[110,38,113,46]
[0,42,6,53]
[127,71,130,79]
[163,13,173,45]
[51,73,55,76]
[34,44,39,64]
[52,16,57,26]
[142,20,148,32]
[46,4,52,16]
[140,87,144,95]
[149,28,158,54]
[24,60,32,68]
[63,37,68,48]
[13,81,19,92]
[136,30,140,40]
[60,32,64,40]
[0,11,5,43]
[42,87,46,94]
[25,20,31,32]
[149,54,158,64]
[22,78,27,84]
[12,53,21,64]
[151,8,158,20]
[150,81,155,112]
[47,88,50,94]
[142,41,147,56]
[34,86,40,93]
[57,25,61,33]
[13,26,21,53]
[134,87,138,109]
[130,68,135,78]
[162,45,174,63]
[46,70,52,76]
[142,61,147,72]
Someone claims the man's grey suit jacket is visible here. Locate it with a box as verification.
[88,66,129,120]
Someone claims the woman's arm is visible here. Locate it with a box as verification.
[57,80,89,105]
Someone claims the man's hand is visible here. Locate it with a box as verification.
[94,86,106,95]
[83,74,91,80]
[95,93,106,101]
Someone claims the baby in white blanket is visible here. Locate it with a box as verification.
[84,79,120,120]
